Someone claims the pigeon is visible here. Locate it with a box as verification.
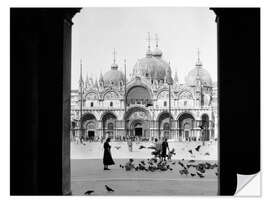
[190,173,196,177]
[195,145,201,152]
[105,185,114,192]
[188,160,195,163]
[215,172,218,176]
[139,145,146,149]
[119,164,122,168]
[172,162,176,165]
[140,160,146,165]
[179,169,189,175]
[188,150,193,154]
[178,161,185,168]
[115,146,121,150]
[204,152,210,156]
[169,168,173,171]
[197,172,205,178]
[84,190,94,195]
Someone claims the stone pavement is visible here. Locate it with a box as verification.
[71,141,218,195]
[71,159,218,195]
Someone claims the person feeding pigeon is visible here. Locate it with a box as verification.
[103,137,115,170]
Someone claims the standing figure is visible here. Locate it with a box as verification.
[161,138,170,161]
[103,138,115,170]
[127,137,133,152]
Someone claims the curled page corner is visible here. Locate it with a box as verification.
[235,172,261,196]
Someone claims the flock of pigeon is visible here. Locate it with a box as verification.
[118,144,218,178]
[83,143,218,195]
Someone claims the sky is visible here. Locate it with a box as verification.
[71,7,217,90]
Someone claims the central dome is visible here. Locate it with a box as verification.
[133,50,169,81]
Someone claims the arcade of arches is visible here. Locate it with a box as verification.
[73,109,214,142]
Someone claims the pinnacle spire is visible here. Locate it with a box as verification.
[196,48,202,66]
[113,48,117,64]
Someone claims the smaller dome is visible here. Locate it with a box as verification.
[185,66,212,87]
[152,47,163,57]
[103,69,125,86]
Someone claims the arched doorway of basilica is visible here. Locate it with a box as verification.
[124,107,150,141]
[101,112,117,140]
[178,113,195,141]
[201,114,210,141]
[81,113,97,141]
[157,112,173,140]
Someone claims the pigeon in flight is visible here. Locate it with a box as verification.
[105,185,114,192]
[84,190,94,195]
[204,152,210,156]
[115,146,121,150]
[139,145,146,149]
[188,150,193,154]
[195,145,201,152]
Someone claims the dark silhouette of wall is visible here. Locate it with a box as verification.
[10,8,80,195]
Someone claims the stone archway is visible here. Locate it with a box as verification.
[201,114,210,141]
[124,106,150,141]
[178,113,195,141]
[101,112,117,140]
[157,111,173,140]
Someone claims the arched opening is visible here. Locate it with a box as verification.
[157,111,173,140]
[178,113,195,141]
[101,112,117,140]
[126,85,152,107]
[81,113,97,141]
[124,106,150,141]
[201,114,210,141]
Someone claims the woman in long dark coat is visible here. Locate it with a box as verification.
[103,138,115,170]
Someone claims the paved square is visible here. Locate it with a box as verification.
[71,141,218,195]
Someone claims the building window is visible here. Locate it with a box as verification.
[110,101,113,107]
[164,101,167,107]
[90,102,94,107]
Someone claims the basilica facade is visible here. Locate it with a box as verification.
[70,37,218,142]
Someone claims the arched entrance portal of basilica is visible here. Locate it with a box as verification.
[178,113,195,141]
[102,112,117,139]
[81,113,97,141]
[157,112,174,140]
[125,107,150,141]
[201,114,210,141]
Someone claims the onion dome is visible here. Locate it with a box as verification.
[103,49,125,86]
[185,50,212,87]
[132,33,169,81]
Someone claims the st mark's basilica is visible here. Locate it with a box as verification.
[70,34,218,142]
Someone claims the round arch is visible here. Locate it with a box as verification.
[84,90,99,100]
[80,113,97,141]
[101,111,117,139]
[178,112,195,141]
[201,113,210,141]
[123,106,150,120]
[177,90,194,100]
[157,111,174,139]
[102,89,119,100]
[81,113,96,125]
[126,85,153,106]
